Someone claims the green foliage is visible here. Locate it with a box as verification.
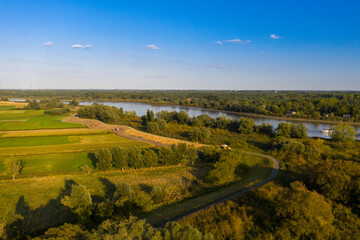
[331,123,356,141]
[78,103,136,123]
[112,147,128,170]
[276,122,308,138]
[238,117,255,134]
[70,99,80,106]
[28,99,40,110]
[6,158,23,180]
[275,181,335,239]
[206,150,247,185]
[190,127,211,142]
[79,165,91,175]
[96,149,113,170]
[61,184,92,226]
[44,108,70,115]
[146,121,160,133]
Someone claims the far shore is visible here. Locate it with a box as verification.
[11,98,360,126]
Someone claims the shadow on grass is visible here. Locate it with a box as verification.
[3,179,76,239]
[88,152,98,168]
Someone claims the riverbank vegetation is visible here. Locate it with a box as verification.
[3,90,360,122]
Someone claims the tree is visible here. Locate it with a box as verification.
[331,123,356,142]
[70,98,79,106]
[7,158,22,180]
[96,148,113,170]
[275,181,334,239]
[127,146,143,169]
[79,165,91,174]
[28,99,40,110]
[146,122,160,133]
[238,117,255,134]
[276,122,292,137]
[112,147,128,170]
[61,184,93,226]
[290,124,308,138]
[143,150,158,167]
[190,127,211,142]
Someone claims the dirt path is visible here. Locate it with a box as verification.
[64,115,206,148]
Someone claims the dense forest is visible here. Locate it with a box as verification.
[2,90,360,122]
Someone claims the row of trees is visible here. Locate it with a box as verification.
[95,144,200,171]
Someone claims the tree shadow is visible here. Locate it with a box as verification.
[3,179,76,239]
[88,152,98,168]
[99,177,117,200]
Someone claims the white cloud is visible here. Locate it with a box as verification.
[214,40,223,45]
[226,39,252,44]
[270,34,281,39]
[215,64,226,69]
[144,44,160,50]
[83,44,92,49]
[71,44,83,48]
[44,41,53,46]
[71,44,92,49]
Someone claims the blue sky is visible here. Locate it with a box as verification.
[0,0,359,90]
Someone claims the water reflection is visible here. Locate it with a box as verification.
[10,99,360,139]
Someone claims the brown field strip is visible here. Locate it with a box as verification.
[64,114,206,147]
[0,101,27,108]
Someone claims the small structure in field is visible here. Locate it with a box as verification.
[285,111,297,116]
[220,144,231,150]
[343,114,351,119]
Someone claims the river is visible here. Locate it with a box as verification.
[10,99,360,139]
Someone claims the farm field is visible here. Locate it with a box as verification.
[0,152,93,176]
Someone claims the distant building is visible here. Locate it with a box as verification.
[343,114,351,119]
[285,111,296,116]
[323,113,331,118]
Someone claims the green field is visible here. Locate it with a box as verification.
[0,128,109,138]
[0,134,150,157]
[0,152,93,175]
[0,109,84,130]
[0,135,69,148]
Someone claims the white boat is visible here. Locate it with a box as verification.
[321,129,333,134]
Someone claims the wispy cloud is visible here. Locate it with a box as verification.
[270,34,281,39]
[144,44,160,50]
[215,64,226,69]
[44,41,53,47]
[214,40,223,45]
[225,39,252,44]
[261,51,269,55]
[71,44,92,49]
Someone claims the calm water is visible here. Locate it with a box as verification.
[74,101,360,139]
[10,99,360,139]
